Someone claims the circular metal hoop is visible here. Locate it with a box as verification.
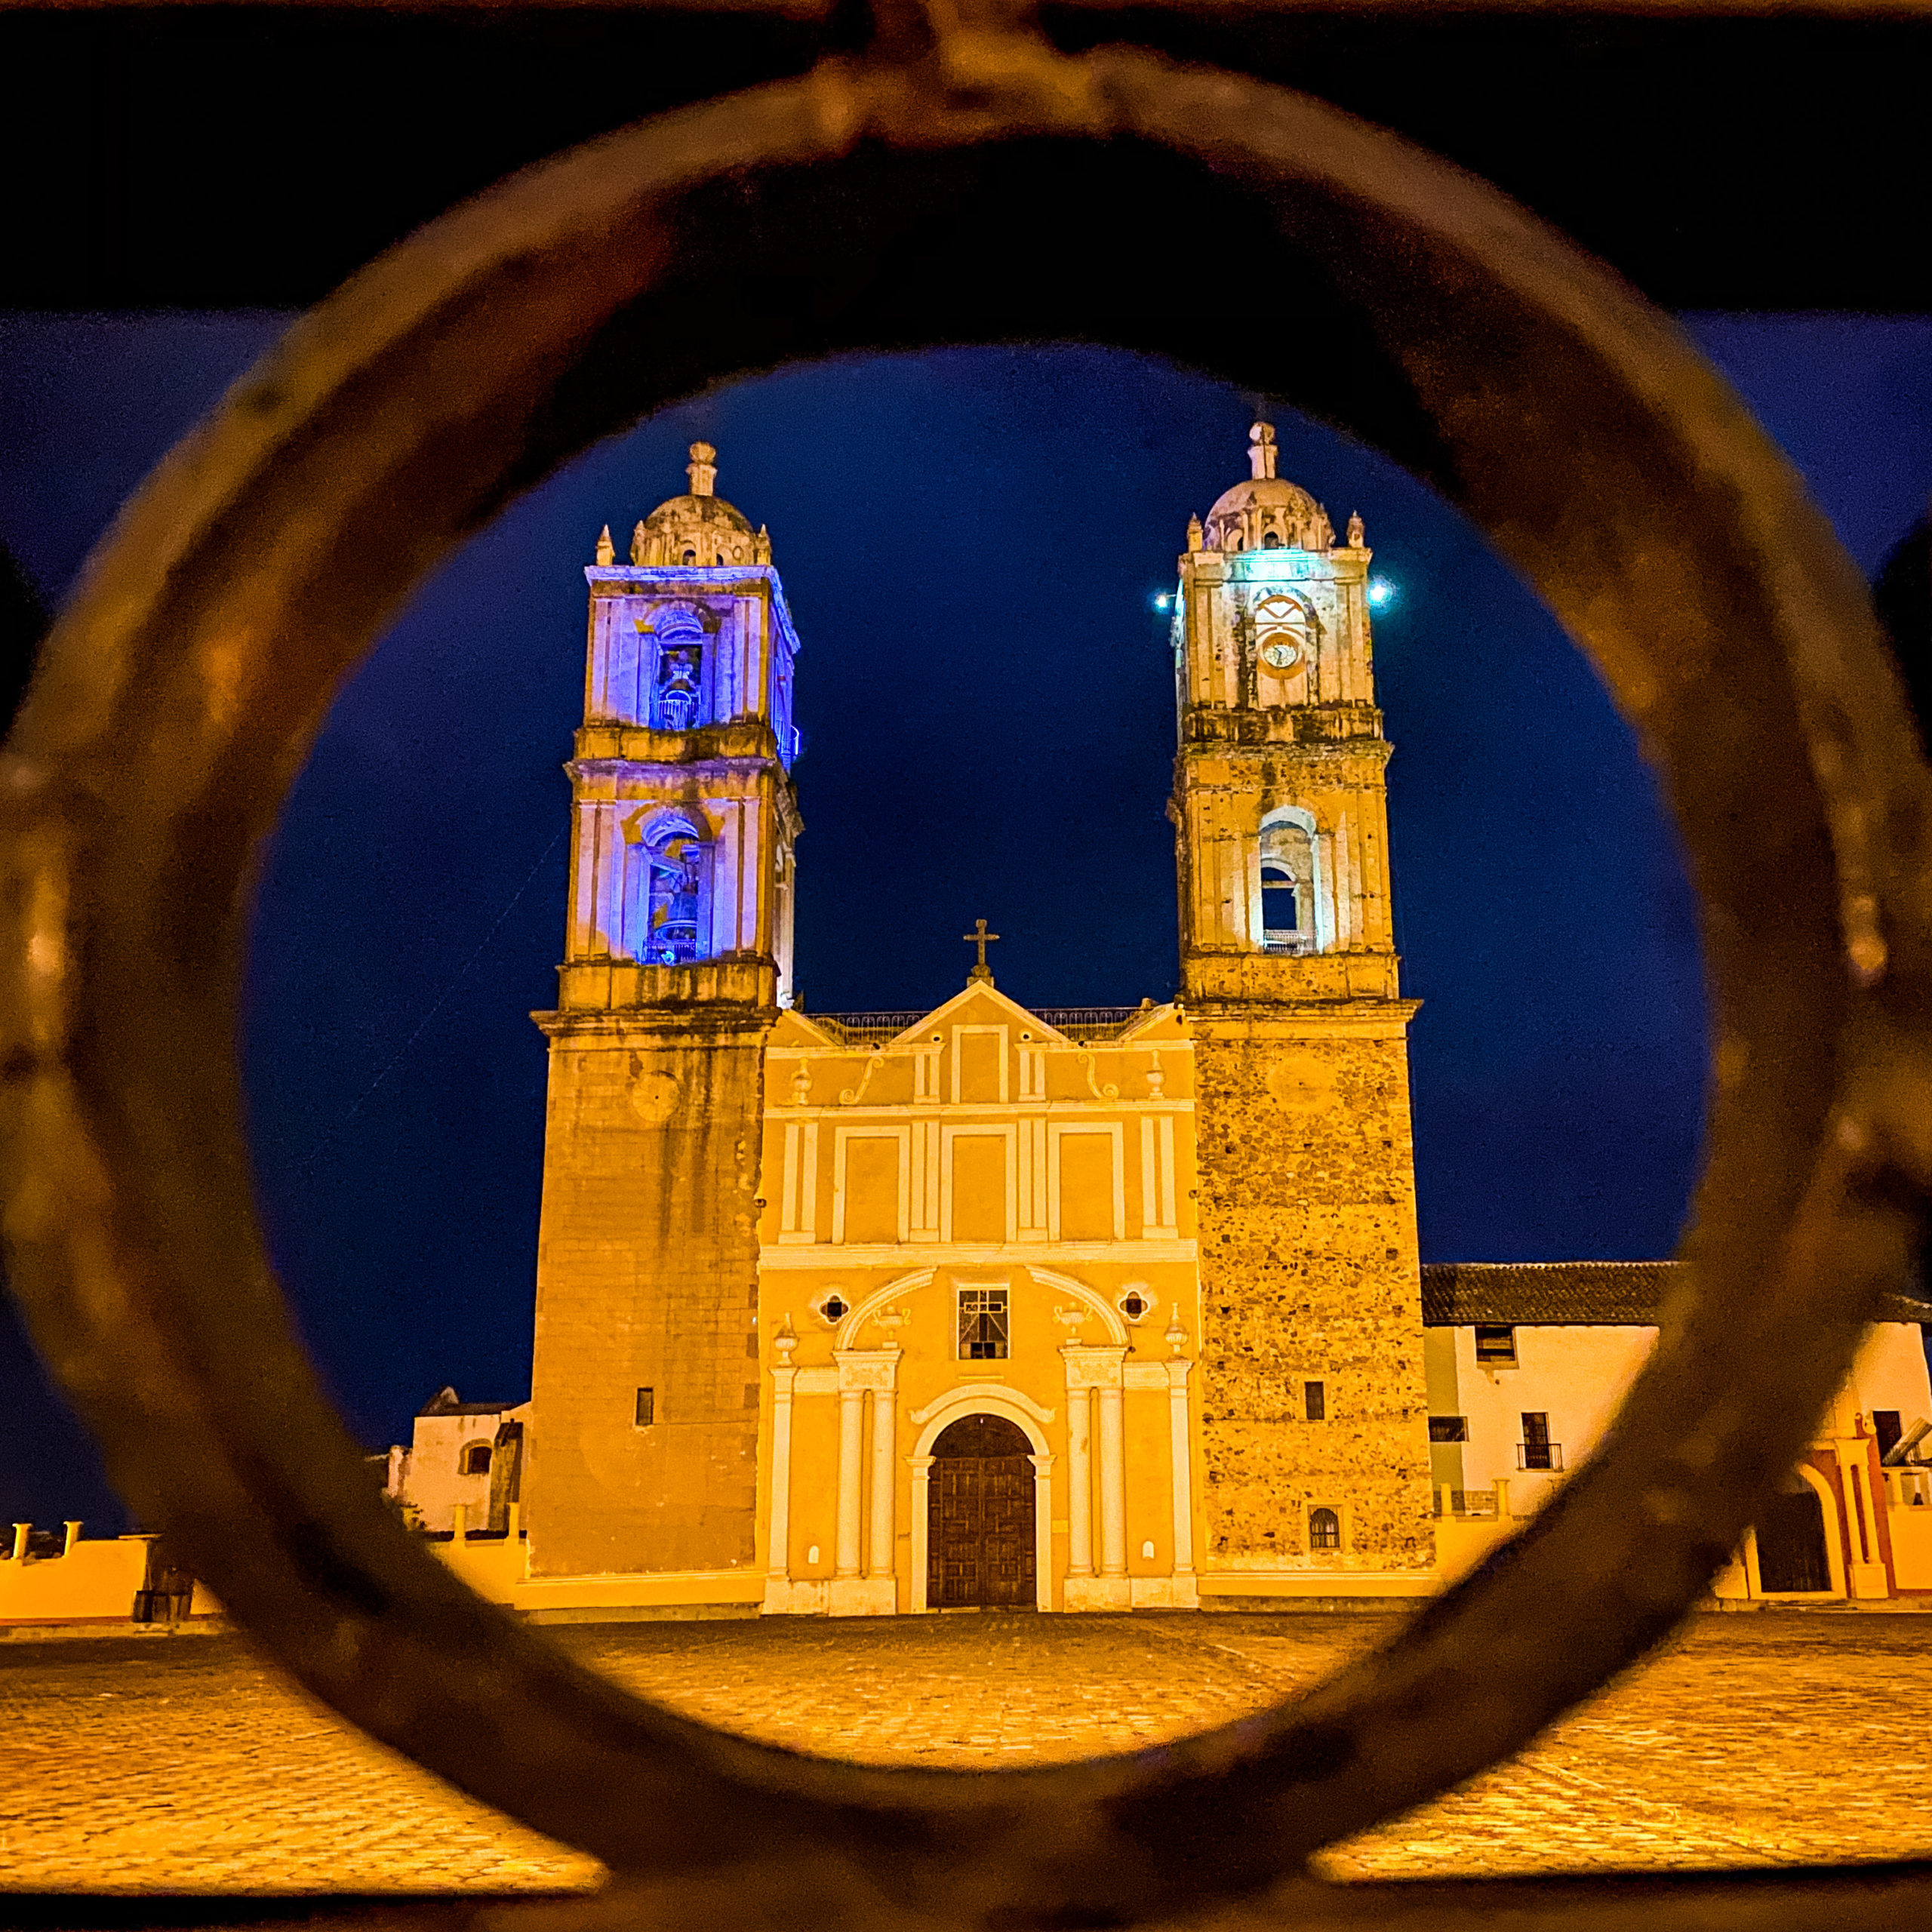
[4,39,1930,1930]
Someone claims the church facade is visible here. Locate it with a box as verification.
[418,429,1932,1617]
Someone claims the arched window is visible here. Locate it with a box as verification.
[460,1442,493,1477]
[1309,1506,1340,1551]
[681,547,697,565]
[626,817,710,964]
[1262,528,1282,549]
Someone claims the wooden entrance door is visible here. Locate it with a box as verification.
[1755,1478,1833,1592]
[928,1414,1037,1609]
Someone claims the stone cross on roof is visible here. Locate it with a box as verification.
[963,918,1000,983]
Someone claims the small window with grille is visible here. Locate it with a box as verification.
[1428,1416,1469,1442]
[958,1285,1009,1360]
[460,1442,492,1477]
[634,1386,655,1429]
[1303,1379,1326,1422]
[1309,1506,1341,1551]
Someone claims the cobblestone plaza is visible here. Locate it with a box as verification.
[3,1611,1930,1894]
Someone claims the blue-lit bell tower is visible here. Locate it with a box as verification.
[525,443,802,1581]
[554,439,801,1003]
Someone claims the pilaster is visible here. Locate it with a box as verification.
[1061,1343,1131,1612]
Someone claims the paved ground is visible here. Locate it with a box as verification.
[2,1611,1929,1894]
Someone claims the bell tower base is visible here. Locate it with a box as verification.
[1189,998,1434,1578]
[524,999,771,1579]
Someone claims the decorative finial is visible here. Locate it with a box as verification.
[1186,514,1203,554]
[630,520,648,566]
[1347,511,1365,549]
[962,917,1000,983]
[1248,421,1278,481]
[595,525,615,566]
[687,441,718,497]
[754,525,772,565]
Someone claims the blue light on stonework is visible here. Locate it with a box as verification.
[1367,577,1396,609]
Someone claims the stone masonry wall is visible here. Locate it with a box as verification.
[1192,1022,1433,1571]
[525,1014,768,1578]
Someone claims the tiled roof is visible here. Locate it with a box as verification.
[1421,1262,1675,1326]
[1420,1261,1930,1330]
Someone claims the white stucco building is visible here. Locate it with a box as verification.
[384,1387,529,1536]
[1422,1262,1932,1600]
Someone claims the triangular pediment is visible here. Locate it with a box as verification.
[884,981,1072,1048]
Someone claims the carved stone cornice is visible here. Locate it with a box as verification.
[834,1347,902,1394]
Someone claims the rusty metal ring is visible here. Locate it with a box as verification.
[4,35,1930,1929]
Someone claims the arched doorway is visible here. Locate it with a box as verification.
[928,1414,1036,1610]
[1754,1475,1834,1593]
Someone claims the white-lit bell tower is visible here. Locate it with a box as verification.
[1171,423,1432,1583]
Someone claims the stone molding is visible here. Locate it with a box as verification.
[759,1238,1198,1270]
[909,1383,1055,1432]
[833,1348,902,1395]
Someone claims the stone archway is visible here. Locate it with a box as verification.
[928,1414,1038,1611]
[1752,1469,1840,1595]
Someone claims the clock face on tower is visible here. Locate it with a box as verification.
[1254,593,1314,685]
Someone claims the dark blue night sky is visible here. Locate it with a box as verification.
[2,315,1929,1527]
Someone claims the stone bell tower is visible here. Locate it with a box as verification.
[1171,423,1432,1578]
[525,443,802,1580]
